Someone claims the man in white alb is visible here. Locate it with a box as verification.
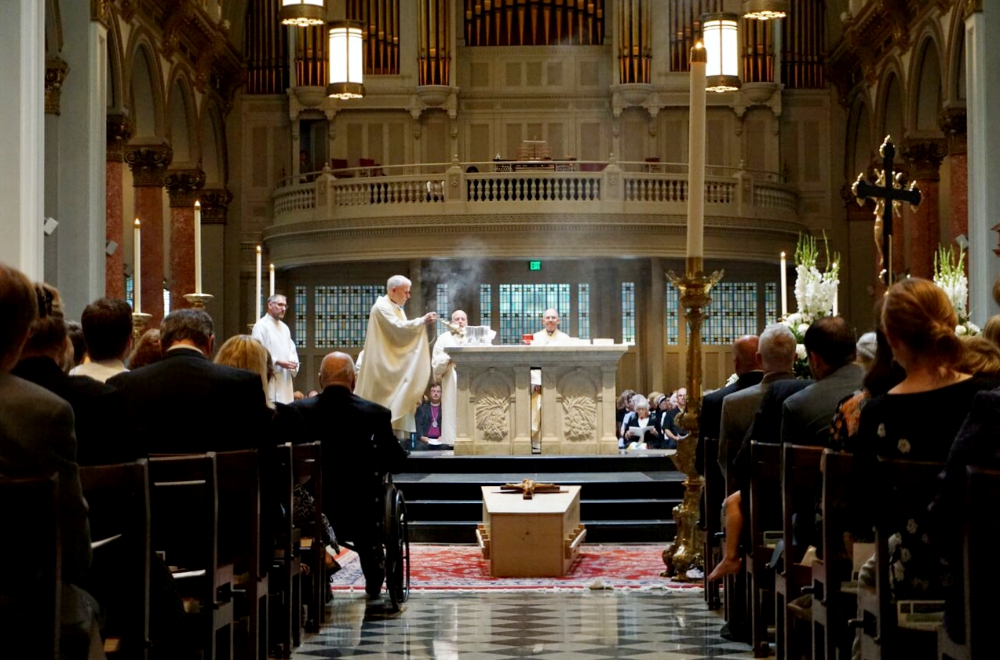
[528,308,573,452]
[252,294,300,404]
[531,308,572,345]
[355,275,438,437]
[431,309,468,446]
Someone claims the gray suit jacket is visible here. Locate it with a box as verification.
[719,371,795,490]
[781,363,864,446]
[0,372,91,583]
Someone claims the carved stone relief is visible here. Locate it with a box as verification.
[474,374,511,443]
[559,371,598,444]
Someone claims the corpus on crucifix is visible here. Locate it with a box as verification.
[851,135,922,286]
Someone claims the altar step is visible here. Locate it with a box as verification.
[394,453,686,544]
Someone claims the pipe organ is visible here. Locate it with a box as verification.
[246,0,290,94]
[742,16,773,83]
[781,0,824,89]
[295,24,328,87]
[668,0,723,72]
[463,0,604,47]
[617,0,651,84]
[419,0,450,85]
[347,0,400,75]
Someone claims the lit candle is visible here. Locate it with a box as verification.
[133,218,142,314]
[269,263,275,298]
[685,42,707,261]
[780,251,788,318]
[255,245,262,319]
[194,200,202,294]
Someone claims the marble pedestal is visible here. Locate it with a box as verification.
[446,345,627,455]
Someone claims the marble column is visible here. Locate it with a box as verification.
[939,106,968,242]
[125,144,173,324]
[164,169,206,307]
[900,138,947,279]
[0,0,44,277]
[105,114,132,299]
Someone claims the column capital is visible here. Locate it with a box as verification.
[164,169,207,207]
[200,188,233,224]
[900,138,948,181]
[939,106,968,155]
[45,58,70,116]
[106,113,134,162]
[965,0,983,19]
[125,143,174,187]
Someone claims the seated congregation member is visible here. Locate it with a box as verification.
[127,328,161,369]
[71,297,133,382]
[848,278,1000,605]
[291,352,407,597]
[956,335,1000,377]
[415,383,451,450]
[12,283,128,466]
[0,263,103,659]
[109,309,272,456]
[662,387,690,447]
[615,389,636,440]
[620,395,663,449]
[66,319,87,370]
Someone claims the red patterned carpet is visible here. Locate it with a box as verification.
[329,544,703,592]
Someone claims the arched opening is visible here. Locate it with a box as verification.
[130,47,159,138]
[914,42,943,133]
[879,74,905,145]
[168,79,193,164]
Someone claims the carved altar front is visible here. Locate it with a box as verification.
[445,345,627,455]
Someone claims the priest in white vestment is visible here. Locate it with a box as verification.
[530,308,573,345]
[431,310,469,445]
[528,308,574,452]
[252,294,299,404]
[355,275,438,435]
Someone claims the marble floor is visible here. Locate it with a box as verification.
[291,590,755,659]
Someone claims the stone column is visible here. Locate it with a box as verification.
[43,58,68,285]
[106,114,133,299]
[939,106,968,242]
[164,169,206,307]
[649,258,666,389]
[200,188,232,323]
[0,0,44,277]
[900,138,947,279]
[125,144,173,324]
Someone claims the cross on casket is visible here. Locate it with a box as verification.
[851,136,922,286]
[500,479,562,500]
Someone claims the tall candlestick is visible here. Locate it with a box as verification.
[832,288,838,317]
[133,218,142,314]
[685,42,707,262]
[780,251,788,318]
[255,245,262,320]
[269,263,275,298]
[194,200,203,294]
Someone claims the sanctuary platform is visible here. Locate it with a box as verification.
[395,452,684,544]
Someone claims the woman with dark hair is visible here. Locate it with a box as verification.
[126,328,162,369]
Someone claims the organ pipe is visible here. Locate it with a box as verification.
[668,0,723,72]
[464,0,603,46]
[779,0,823,89]
[420,0,451,85]
[347,0,400,75]
[246,0,290,94]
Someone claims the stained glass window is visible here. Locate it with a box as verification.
[703,282,758,345]
[294,286,308,349]
[479,284,492,328]
[666,284,680,344]
[314,285,382,348]
[436,283,450,322]
[765,282,778,326]
[125,276,134,310]
[578,283,591,340]
[497,283,570,344]
[621,282,636,344]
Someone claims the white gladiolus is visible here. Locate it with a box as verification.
[796,344,807,360]
[798,323,811,335]
[956,325,968,336]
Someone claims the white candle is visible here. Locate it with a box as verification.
[255,245,262,319]
[194,200,202,294]
[133,218,142,314]
[269,263,275,298]
[832,288,839,316]
[780,251,788,318]
[686,43,707,261]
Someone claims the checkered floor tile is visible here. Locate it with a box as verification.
[291,591,755,659]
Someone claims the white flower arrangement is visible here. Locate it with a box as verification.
[934,245,979,337]
[782,233,840,378]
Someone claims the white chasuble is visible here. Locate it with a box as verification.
[355,295,432,433]
[431,330,464,444]
[252,315,299,404]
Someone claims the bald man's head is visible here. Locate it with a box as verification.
[319,351,357,391]
[542,308,560,333]
[733,335,760,375]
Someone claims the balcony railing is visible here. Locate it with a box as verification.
[272,159,798,225]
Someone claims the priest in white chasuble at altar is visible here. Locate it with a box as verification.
[252,294,299,404]
[530,308,572,346]
[356,275,437,435]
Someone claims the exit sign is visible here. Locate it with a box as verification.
[528,260,542,271]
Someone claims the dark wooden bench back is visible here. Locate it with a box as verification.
[749,441,783,547]
[291,442,326,632]
[149,453,219,576]
[782,444,824,566]
[215,450,260,573]
[963,466,998,660]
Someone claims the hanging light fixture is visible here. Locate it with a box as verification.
[327,20,365,99]
[279,0,326,28]
[702,13,741,93]
[742,0,789,20]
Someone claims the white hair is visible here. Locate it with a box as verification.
[631,395,650,411]
[759,323,797,372]
[386,275,411,292]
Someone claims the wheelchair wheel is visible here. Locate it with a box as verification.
[383,483,410,610]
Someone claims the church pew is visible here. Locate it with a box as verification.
[748,441,782,658]
[293,441,328,632]
[701,435,724,610]
[268,444,302,657]
[149,453,234,660]
[79,460,151,660]
[856,457,945,660]
[809,450,856,660]
[0,473,59,659]
[216,450,267,660]
[775,444,823,660]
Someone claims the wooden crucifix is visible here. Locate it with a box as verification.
[851,136,922,286]
[500,479,562,500]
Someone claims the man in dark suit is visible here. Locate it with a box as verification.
[108,309,271,456]
[291,351,407,597]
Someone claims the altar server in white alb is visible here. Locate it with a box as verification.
[431,309,469,446]
[252,294,299,404]
[356,275,438,436]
